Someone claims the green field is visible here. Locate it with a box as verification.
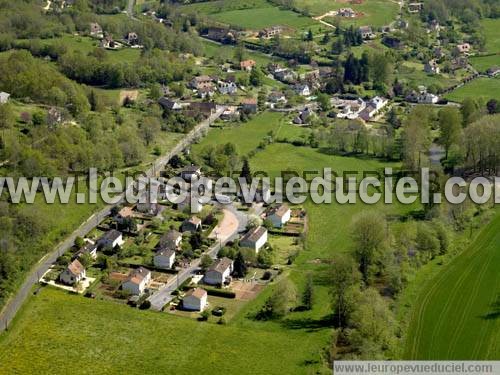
[293,0,400,26]
[37,35,141,63]
[182,0,316,30]
[192,112,308,157]
[397,62,460,90]
[405,210,500,359]
[212,7,316,30]
[201,38,280,67]
[445,77,500,103]
[0,287,329,374]
[481,18,500,54]
[470,54,500,73]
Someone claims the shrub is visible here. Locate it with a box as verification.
[205,288,236,299]
[198,310,210,321]
[262,271,272,280]
[212,306,227,316]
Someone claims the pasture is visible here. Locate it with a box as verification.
[192,112,308,157]
[181,0,316,30]
[470,54,500,73]
[294,0,400,26]
[480,18,500,54]
[405,211,500,359]
[445,77,500,102]
[212,7,316,30]
[37,35,141,63]
[0,287,329,374]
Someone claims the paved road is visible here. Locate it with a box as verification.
[148,207,244,311]
[0,107,225,332]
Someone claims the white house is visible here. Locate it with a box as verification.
[337,8,356,17]
[267,204,291,228]
[122,267,151,295]
[159,229,182,249]
[359,26,375,40]
[60,259,86,285]
[204,257,233,286]
[154,249,176,269]
[97,230,124,249]
[0,92,10,104]
[419,92,440,104]
[293,84,311,96]
[371,96,388,111]
[178,196,203,214]
[182,216,202,232]
[180,165,201,182]
[455,43,471,55]
[75,241,98,260]
[183,288,208,311]
[424,59,440,74]
[218,81,238,95]
[239,226,268,253]
[90,22,103,38]
[255,187,271,203]
[136,192,159,215]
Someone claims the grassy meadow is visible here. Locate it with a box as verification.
[405,210,500,359]
[480,18,500,54]
[293,0,400,26]
[0,287,329,375]
[182,0,316,30]
[212,7,316,30]
[470,54,500,73]
[445,77,500,103]
[192,112,308,157]
[34,35,142,63]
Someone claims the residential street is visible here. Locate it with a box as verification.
[148,206,245,311]
[0,107,226,332]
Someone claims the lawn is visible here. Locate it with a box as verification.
[36,34,141,64]
[0,287,329,374]
[293,0,400,26]
[200,38,280,67]
[396,62,460,90]
[212,7,316,30]
[181,0,316,30]
[445,77,500,103]
[191,112,308,158]
[404,210,500,359]
[470,54,500,73]
[481,18,500,54]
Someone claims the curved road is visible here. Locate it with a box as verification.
[148,207,245,311]
[0,107,225,332]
